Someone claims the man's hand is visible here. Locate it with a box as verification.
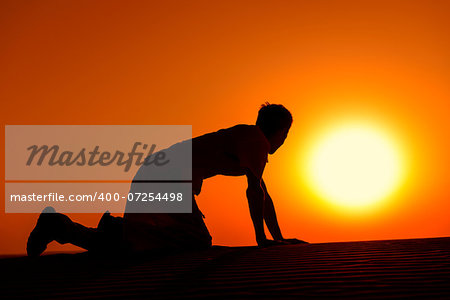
[257,237,287,247]
[258,238,309,247]
[282,238,309,245]
[257,238,309,247]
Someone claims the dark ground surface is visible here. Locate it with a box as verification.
[1,237,449,299]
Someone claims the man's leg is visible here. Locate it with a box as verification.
[122,195,212,252]
[161,195,212,250]
[27,207,101,257]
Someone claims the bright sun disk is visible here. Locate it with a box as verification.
[305,124,404,209]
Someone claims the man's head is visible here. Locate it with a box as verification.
[256,102,293,154]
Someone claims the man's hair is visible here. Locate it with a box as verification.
[256,102,293,137]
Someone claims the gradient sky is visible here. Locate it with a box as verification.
[1,0,449,255]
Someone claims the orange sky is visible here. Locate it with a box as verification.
[1,0,449,255]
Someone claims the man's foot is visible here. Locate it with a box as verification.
[27,207,62,257]
[97,211,111,232]
[97,210,123,234]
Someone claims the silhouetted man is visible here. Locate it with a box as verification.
[27,103,306,256]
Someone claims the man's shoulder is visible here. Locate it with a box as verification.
[227,124,266,138]
[230,125,270,153]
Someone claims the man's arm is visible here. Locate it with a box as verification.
[246,170,267,246]
[261,180,310,245]
[261,179,283,241]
